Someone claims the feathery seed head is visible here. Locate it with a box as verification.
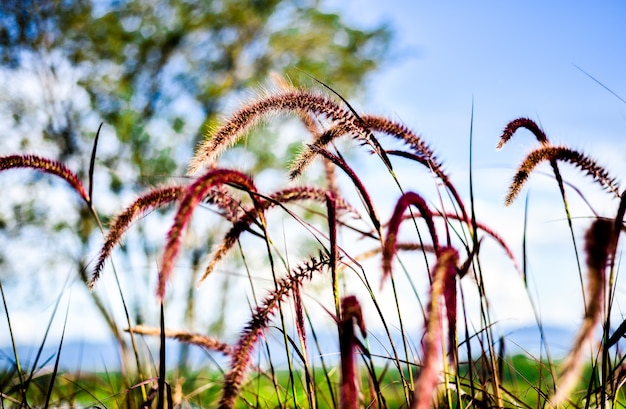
[188,89,374,175]
[506,145,620,206]
[158,169,257,299]
[497,117,549,150]
[382,191,439,288]
[128,325,231,355]
[90,185,185,288]
[219,252,330,409]
[0,154,89,204]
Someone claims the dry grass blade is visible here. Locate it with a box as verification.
[90,185,185,288]
[505,145,620,206]
[339,295,366,409]
[412,247,458,409]
[218,252,330,409]
[127,325,231,355]
[551,219,614,406]
[382,191,439,288]
[0,154,89,204]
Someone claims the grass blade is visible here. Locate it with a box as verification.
[44,292,71,409]
[0,280,27,405]
[88,122,103,204]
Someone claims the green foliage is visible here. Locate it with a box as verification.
[0,0,389,167]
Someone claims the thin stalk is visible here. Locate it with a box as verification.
[90,203,147,401]
[294,301,315,409]
[158,301,166,409]
[87,130,147,400]
[25,275,68,397]
[239,238,284,409]
[0,280,26,405]
[354,267,411,406]
[257,209,298,408]
[326,191,341,321]
[43,294,71,409]
[306,307,336,408]
[468,101,502,407]
[522,193,556,389]
[550,160,587,310]
[388,264,415,398]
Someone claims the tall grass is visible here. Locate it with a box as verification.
[0,83,625,408]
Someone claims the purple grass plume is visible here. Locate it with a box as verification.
[158,169,259,299]
[218,252,330,409]
[0,154,90,204]
[497,117,549,150]
[412,247,458,409]
[551,219,614,406]
[188,89,381,176]
[382,191,439,288]
[505,145,620,206]
[90,185,185,288]
[339,295,367,409]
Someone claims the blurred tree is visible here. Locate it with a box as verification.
[0,0,389,180]
[0,0,390,346]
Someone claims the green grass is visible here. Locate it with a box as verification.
[3,357,622,408]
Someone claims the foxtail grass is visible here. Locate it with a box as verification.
[339,295,366,409]
[126,325,232,355]
[158,168,260,299]
[90,185,185,288]
[4,84,626,409]
[551,219,614,406]
[218,252,331,409]
[382,191,439,287]
[505,145,620,206]
[188,89,385,175]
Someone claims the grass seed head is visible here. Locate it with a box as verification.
[505,145,620,206]
[0,154,89,204]
[382,191,439,288]
[158,169,258,299]
[552,218,613,406]
[90,185,184,288]
[219,252,330,409]
[497,117,549,150]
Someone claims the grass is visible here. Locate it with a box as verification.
[0,80,625,408]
